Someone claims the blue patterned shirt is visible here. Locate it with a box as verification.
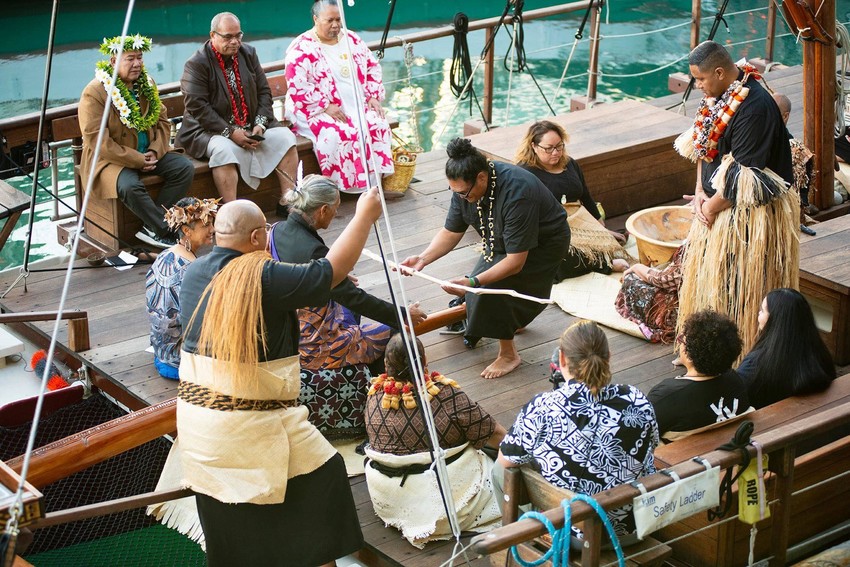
[501,380,659,534]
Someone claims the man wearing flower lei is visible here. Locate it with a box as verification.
[673,40,799,358]
[79,34,193,249]
[178,12,297,210]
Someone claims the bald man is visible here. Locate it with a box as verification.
[177,190,382,566]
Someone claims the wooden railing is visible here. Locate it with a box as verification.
[0,310,89,352]
[470,401,850,567]
[0,0,782,149]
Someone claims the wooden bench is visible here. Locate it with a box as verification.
[499,466,672,567]
[50,74,395,251]
[652,373,850,567]
[466,100,696,220]
[798,214,850,365]
[0,179,30,253]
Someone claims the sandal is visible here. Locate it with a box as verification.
[129,247,158,263]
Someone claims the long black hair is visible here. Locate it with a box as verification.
[744,288,836,407]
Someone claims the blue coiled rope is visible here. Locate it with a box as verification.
[510,494,625,567]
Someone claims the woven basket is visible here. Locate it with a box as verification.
[382,132,421,194]
[383,149,417,193]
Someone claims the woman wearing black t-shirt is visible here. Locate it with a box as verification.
[515,120,628,280]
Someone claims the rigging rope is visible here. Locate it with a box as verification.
[502,0,556,124]
[450,13,474,102]
[335,0,466,544]
[375,0,398,60]
[510,494,625,567]
[834,21,850,136]
[4,0,140,546]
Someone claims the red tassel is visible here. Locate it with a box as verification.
[30,350,46,369]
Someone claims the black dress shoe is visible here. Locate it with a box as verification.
[276,202,289,219]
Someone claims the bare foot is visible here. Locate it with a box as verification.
[612,259,630,272]
[481,354,521,379]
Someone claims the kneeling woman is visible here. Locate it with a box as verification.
[364,334,506,548]
[497,321,659,541]
[272,175,426,435]
[402,138,570,379]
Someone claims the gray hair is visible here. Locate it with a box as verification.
[285,174,339,216]
[312,0,339,19]
[688,40,735,72]
[211,12,240,33]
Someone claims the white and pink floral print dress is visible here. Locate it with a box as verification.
[285,30,394,193]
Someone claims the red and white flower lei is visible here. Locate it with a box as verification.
[689,63,762,163]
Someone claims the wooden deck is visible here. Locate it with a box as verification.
[1,89,848,565]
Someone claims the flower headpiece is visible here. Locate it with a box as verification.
[99,34,153,56]
[163,198,220,231]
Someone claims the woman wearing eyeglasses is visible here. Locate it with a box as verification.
[401,138,569,379]
[515,120,630,281]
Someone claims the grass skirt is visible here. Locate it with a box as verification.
[677,158,800,358]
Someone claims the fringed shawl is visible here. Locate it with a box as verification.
[564,203,629,267]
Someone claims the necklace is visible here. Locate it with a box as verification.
[680,63,762,163]
[94,62,161,131]
[313,29,351,78]
[367,371,459,410]
[211,45,250,127]
[312,27,340,45]
[476,162,497,262]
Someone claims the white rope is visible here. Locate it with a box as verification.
[599,54,689,79]
[6,0,138,534]
[553,35,582,105]
[725,6,769,17]
[601,19,691,39]
[335,0,466,542]
[440,540,477,567]
[360,249,556,304]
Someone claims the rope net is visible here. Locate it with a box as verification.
[1,393,204,565]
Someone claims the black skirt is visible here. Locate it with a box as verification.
[196,453,363,567]
[466,234,569,340]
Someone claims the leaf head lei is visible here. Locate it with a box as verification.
[99,34,153,55]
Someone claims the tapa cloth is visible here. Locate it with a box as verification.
[206,126,295,190]
[364,443,501,548]
[177,352,336,504]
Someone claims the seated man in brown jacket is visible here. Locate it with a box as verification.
[79,34,193,249]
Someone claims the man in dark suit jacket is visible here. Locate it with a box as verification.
[177,12,296,209]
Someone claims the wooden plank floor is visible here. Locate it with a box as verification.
[2,89,844,565]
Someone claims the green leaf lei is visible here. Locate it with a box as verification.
[94,60,161,132]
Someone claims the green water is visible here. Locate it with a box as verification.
[1,0,849,269]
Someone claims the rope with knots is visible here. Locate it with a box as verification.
[511,494,625,567]
[502,0,555,123]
